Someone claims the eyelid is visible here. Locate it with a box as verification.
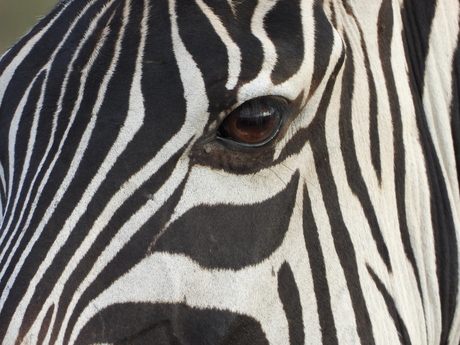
[227,96,289,117]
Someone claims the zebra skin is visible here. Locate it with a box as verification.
[0,0,459,344]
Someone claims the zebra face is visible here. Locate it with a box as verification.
[1,0,460,344]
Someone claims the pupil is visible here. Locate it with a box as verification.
[237,116,269,128]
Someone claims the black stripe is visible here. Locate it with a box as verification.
[277,262,305,345]
[75,302,269,344]
[450,25,460,198]
[37,305,54,345]
[155,171,300,270]
[369,74,381,183]
[201,0,264,87]
[303,185,338,345]
[141,0,186,155]
[176,0,237,115]
[0,7,122,317]
[0,71,45,268]
[359,20,381,183]
[309,46,376,345]
[0,0,115,137]
[264,0,304,85]
[339,34,392,271]
[6,4,127,338]
[336,4,383,185]
[62,156,190,344]
[367,265,412,345]
[309,2,335,98]
[425,107,459,345]
[401,2,459,342]
[401,0,437,97]
[378,0,423,301]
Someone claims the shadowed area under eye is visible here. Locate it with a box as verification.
[218,97,287,145]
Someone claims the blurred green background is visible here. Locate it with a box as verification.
[0,0,59,55]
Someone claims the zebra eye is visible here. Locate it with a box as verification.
[218,97,285,146]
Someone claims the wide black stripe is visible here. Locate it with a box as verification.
[339,34,392,271]
[76,302,269,345]
[367,265,412,345]
[401,2,459,343]
[264,0,304,85]
[201,0,263,87]
[378,0,424,308]
[277,262,305,345]
[401,0,436,96]
[303,185,338,345]
[176,0,237,117]
[309,41,376,345]
[310,2,335,98]
[155,171,299,270]
[140,0,187,155]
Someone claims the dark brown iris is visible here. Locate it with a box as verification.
[219,97,284,145]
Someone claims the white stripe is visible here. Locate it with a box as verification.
[237,0,278,101]
[0,72,46,266]
[1,1,119,342]
[52,0,147,340]
[0,0,117,271]
[1,74,40,249]
[0,163,6,199]
[319,70,363,343]
[273,1,341,159]
[422,4,460,343]
[65,0,212,340]
[195,0,241,90]
[15,0,211,341]
[423,0,460,228]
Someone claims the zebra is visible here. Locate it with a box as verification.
[0,0,459,343]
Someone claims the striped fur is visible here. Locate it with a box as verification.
[0,0,459,344]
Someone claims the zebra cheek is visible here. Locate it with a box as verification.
[153,172,300,270]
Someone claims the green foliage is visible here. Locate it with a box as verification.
[0,0,59,55]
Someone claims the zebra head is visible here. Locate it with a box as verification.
[0,0,459,344]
